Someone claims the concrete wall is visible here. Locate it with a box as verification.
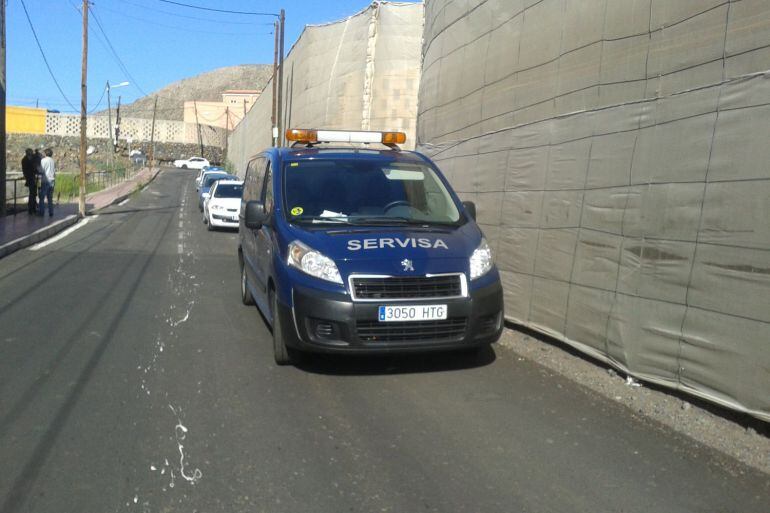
[183,100,248,130]
[5,110,228,148]
[7,107,46,134]
[417,0,770,421]
[227,1,423,175]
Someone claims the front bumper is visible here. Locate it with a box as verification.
[279,279,503,354]
[209,212,239,228]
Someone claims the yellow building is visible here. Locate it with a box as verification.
[6,106,46,134]
[184,90,261,130]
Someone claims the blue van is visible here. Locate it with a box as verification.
[238,129,503,365]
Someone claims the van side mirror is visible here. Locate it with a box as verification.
[462,201,477,221]
[245,201,267,229]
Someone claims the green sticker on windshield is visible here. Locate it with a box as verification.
[290,206,304,216]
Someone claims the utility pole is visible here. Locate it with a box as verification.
[149,96,157,168]
[114,95,121,150]
[78,0,88,217]
[271,19,278,147]
[193,100,203,158]
[106,81,112,162]
[276,8,285,147]
[223,106,229,165]
[0,0,6,217]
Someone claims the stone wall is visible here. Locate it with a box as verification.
[6,134,223,173]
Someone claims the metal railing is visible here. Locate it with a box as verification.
[3,176,29,215]
[3,161,145,215]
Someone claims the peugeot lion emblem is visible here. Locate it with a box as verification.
[401,258,414,272]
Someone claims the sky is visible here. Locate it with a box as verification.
[7,0,417,113]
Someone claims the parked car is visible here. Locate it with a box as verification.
[238,128,503,365]
[130,150,146,166]
[199,173,238,210]
[195,165,225,188]
[203,180,243,231]
[174,156,209,170]
[196,169,227,192]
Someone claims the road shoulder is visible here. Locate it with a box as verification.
[497,327,770,475]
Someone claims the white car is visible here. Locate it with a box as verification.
[204,180,243,230]
[174,156,210,170]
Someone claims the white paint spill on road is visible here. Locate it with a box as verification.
[29,216,94,251]
[135,180,207,505]
[167,405,202,485]
[170,310,190,327]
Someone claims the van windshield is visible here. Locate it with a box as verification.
[283,159,462,225]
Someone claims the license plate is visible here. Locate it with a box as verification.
[378,305,447,322]
[229,216,238,222]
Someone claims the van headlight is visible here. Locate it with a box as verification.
[469,238,493,280]
[287,240,343,284]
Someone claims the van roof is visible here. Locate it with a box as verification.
[259,146,430,165]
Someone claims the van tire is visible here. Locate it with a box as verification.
[271,291,294,366]
[240,263,254,305]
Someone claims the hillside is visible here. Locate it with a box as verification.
[110,64,273,121]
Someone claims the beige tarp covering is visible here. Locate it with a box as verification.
[418,0,770,421]
[227,2,423,174]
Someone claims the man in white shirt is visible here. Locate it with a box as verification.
[38,148,56,217]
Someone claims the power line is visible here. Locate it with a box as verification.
[88,6,149,97]
[88,85,108,113]
[93,3,270,36]
[120,0,256,25]
[18,0,79,112]
[157,0,278,17]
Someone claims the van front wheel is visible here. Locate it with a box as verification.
[271,291,294,366]
[240,263,254,305]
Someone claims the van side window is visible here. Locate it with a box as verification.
[245,157,266,201]
[244,159,257,201]
[262,162,274,212]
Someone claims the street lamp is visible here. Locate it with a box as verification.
[106,81,129,155]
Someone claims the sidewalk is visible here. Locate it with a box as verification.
[0,167,162,259]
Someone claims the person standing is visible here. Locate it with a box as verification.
[21,148,38,214]
[38,149,56,217]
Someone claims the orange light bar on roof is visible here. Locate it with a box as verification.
[285,128,407,146]
[285,128,318,143]
[381,131,406,145]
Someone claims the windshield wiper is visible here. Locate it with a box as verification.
[347,216,442,226]
[293,215,351,224]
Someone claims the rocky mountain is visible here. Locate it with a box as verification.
[108,64,273,121]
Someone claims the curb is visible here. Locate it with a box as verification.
[0,214,79,259]
[86,167,162,215]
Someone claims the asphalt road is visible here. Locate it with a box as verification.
[1,168,767,513]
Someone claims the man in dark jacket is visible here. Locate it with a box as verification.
[21,148,38,214]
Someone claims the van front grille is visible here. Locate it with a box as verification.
[351,275,463,300]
